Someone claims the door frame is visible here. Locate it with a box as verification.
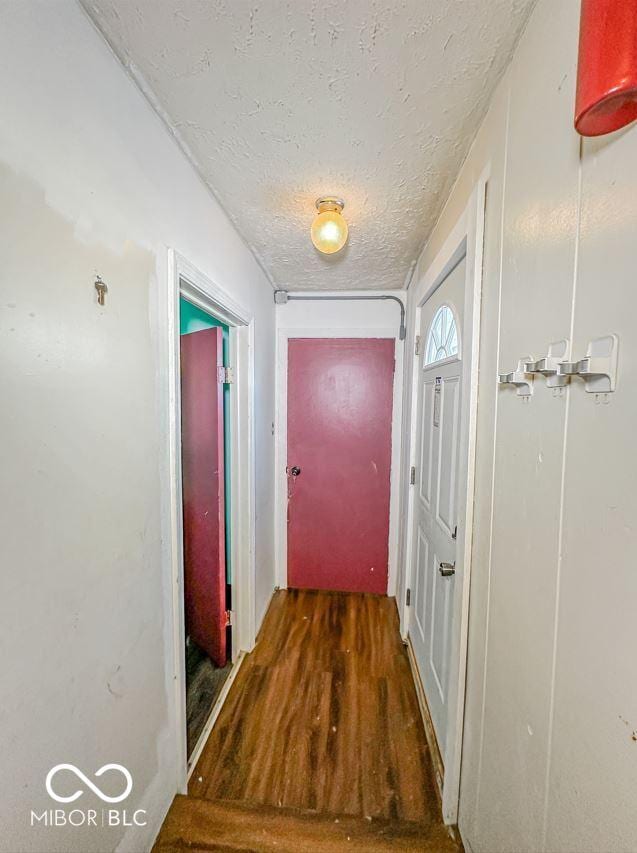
[402,176,487,824]
[164,249,257,793]
[274,328,404,596]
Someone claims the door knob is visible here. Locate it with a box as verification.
[289,466,301,477]
[439,561,455,577]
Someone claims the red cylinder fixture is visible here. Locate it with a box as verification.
[575,0,637,136]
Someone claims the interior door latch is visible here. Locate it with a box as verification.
[439,561,456,577]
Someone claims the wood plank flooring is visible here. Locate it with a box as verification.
[186,639,233,757]
[154,795,459,852]
[189,590,449,827]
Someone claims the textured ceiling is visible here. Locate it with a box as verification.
[82,0,535,290]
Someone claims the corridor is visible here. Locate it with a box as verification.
[154,591,460,851]
[3,0,637,851]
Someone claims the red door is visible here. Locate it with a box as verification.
[180,327,227,667]
[287,338,395,594]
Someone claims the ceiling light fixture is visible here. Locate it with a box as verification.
[310,197,348,254]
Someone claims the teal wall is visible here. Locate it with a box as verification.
[179,297,232,583]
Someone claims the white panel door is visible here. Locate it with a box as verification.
[410,255,465,751]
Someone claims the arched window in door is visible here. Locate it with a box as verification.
[424,304,459,365]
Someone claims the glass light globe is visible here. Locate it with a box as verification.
[311,198,348,254]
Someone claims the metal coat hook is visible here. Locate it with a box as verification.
[524,339,570,388]
[95,275,108,306]
[557,334,618,392]
[498,357,534,397]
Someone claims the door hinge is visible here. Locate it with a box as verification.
[224,609,234,627]
[410,466,416,485]
[415,335,421,356]
[406,588,411,606]
[218,366,234,384]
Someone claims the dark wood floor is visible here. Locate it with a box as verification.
[154,795,458,852]
[186,639,232,757]
[156,589,460,851]
[192,590,444,821]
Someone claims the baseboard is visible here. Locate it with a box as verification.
[405,636,445,802]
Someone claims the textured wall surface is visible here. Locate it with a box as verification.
[81,0,535,291]
[0,2,275,851]
[397,0,637,850]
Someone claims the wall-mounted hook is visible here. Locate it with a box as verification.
[557,334,618,392]
[95,275,108,306]
[498,357,534,397]
[524,339,570,388]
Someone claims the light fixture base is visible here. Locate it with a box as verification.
[315,196,345,214]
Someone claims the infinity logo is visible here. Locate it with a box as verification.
[45,764,133,804]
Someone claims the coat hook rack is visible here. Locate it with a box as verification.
[498,357,534,397]
[557,334,618,392]
[524,339,570,388]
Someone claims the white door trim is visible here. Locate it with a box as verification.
[274,327,404,597]
[403,175,487,824]
[164,249,257,793]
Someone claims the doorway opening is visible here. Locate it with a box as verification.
[403,180,486,825]
[287,338,394,594]
[167,251,257,791]
[179,297,233,760]
[275,329,404,597]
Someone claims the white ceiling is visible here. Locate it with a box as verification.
[83,0,535,291]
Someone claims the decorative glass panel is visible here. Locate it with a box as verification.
[424,305,459,366]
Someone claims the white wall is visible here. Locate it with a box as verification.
[0,3,275,852]
[399,0,637,850]
[275,291,407,334]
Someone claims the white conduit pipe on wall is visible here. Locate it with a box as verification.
[274,291,407,340]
